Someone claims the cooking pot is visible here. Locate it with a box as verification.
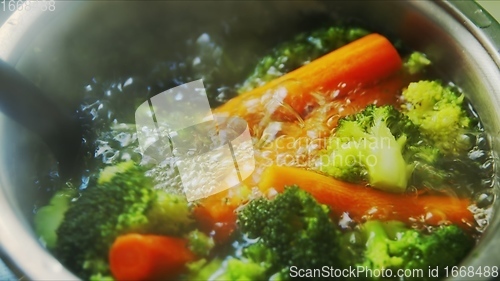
[0,1,499,280]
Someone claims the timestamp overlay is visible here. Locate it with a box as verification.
[2,0,56,12]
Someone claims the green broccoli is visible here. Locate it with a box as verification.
[318,82,486,194]
[401,80,474,155]
[184,242,282,281]
[186,257,268,281]
[186,229,215,257]
[318,103,485,194]
[403,52,431,75]
[185,258,222,280]
[238,26,369,92]
[54,160,194,279]
[34,188,77,249]
[319,105,437,193]
[237,186,341,278]
[340,220,474,281]
[144,190,194,235]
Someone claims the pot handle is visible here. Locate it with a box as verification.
[446,1,500,60]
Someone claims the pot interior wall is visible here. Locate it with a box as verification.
[1,1,499,279]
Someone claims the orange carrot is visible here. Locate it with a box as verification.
[347,72,406,108]
[214,34,402,127]
[191,187,249,244]
[258,165,476,229]
[193,201,237,244]
[295,72,408,138]
[109,234,195,281]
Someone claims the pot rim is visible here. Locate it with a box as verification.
[442,1,500,66]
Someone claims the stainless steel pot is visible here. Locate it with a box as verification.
[0,1,499,280]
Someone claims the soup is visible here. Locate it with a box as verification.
[32,21,495,281]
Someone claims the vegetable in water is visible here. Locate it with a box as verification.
[259,165,475,228]
[319,94,482,194]
[238,186,341,278]
[34,28,491,281]
[340,220,474,280]
[320,105,416,192]
[185,229,215,258]
[185,243,279,281]
[238,26,369,92]
[55,161,194,279]
[215,33,402,126]
[109,234,195,281]
[34,188,76,249]
[403,52,431,75]
[319,104,443,193]
[401,80,474,155]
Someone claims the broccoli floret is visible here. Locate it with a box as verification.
[242,242,278,272]
[186,257,268,281]
[185,258,222,280]
[320,105,424,193]
[55,161,154,278]
[237,186,341,277]
[34,188,77,249]
[401,81,491,194]
[317,91,488,193]
[239,26,369,92]
[184,242,281,281]
[401,80,474,155]
[145,191,194,235]
[403,52,431,75]
[319,104,453,193]
[55,160,194,279]
[318,91,486,194]
[340,220,474,280]
[221,257,270,280]
[186,229,215,257]
[89,274,115,281]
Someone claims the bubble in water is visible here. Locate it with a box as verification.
[475,190,495,209]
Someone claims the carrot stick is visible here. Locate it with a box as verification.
[258,165,476,229]
[214,34,402,126]
[109,234,195,281]
[347,72,406,108]
[296,72,408,139]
